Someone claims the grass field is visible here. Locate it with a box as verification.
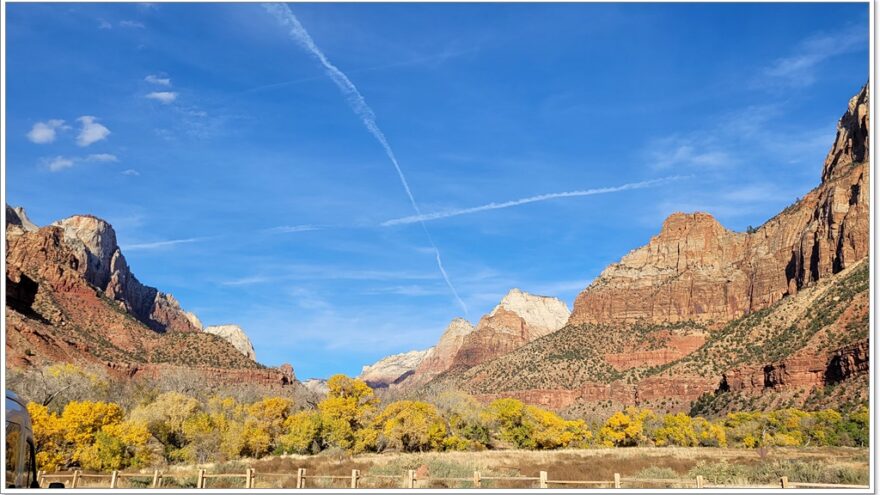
[152,447,868,489]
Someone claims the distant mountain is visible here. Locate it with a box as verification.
[388,289,569,389]
[5,209,294,388]
[414,84,870,416]
[358,349,430,388]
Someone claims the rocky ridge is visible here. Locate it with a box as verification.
[5,209,293,388]
[359,349,430,388]
[204,324,257,361]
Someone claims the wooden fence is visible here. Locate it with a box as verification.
[36,469,869,490]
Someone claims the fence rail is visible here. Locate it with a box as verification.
[36,469,869,490]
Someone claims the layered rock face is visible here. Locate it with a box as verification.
[5,208,295,389]
[408,318,475,384]
[51,215,200,334]
[359,349,429,388]
[451,289,570,368]
[570,85,870,326]
[204,325,257,361]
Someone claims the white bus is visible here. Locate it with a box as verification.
[5,391,38,489]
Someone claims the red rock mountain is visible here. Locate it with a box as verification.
[5,210,294,388]
[570,86,869,326]
[417,85,870,416]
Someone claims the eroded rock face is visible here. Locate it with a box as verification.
[6,205,38,233]
[302,378,329,396]
[359,349,429,388]
[452,290,570,368]
[49,215,199,333]
[204,324,257,361]
[570,85,870,326]
[410,318,475,382]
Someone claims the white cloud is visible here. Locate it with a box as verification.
[123,237,205,251]
[45,156,75,172]
[382,177,684,226]
[26,119,66,144]
[76,116,110,146]
[98,19,113,30]
[85,153,118,162]
[119,20,145,29]
[648,138,733,170]
[759,26,867,88]
[264,224,321,234]
[145,74,171,86]
[146,91,178,104]
[122,169,140,176]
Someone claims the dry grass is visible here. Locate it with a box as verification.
[235,447,867,489]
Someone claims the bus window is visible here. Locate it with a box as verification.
[25,440,36,488]
[5,422,21,488]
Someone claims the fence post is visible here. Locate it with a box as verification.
[406,469,416,488]
[613,473,621,488]
[197,469,206,489]
[696,475,704,488]
[350,469,359,489]
[71,470,81,488]
[37,470,44,488]
[246,468,254,489]
[151,470,160,488]
[110,470,119,488]
[780,476,789,488]
[473,471,481,488]
[539,471,548,488]
[296,468,305,489]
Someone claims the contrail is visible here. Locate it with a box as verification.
[382,176,687,226]
[263,3,468,315]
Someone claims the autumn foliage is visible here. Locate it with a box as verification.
[25,371,869,472]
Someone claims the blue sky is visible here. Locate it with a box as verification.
[5,3,869,379]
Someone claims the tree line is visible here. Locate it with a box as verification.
[24,371,869,472]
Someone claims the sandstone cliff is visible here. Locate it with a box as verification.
[451,289,570,368]
[570,85,869,326]
[204,324,257,361]
[51,215,200,333]
[406,317,474,385]
[5,209,295,388]
[359,349,429,388]
[419,85,870,417]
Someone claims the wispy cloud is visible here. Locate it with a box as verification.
[382,177,684,226]
[243,46,478,95]
[264,224,322,234]
[146,91,178,104]
[119,20,145,29]
[44,156,75,172]
[43,153,118,172]
[76,116,110,146]
[123,237,206,251]
[757,26,866,88]
[122,169,140,176]
[98,19,113,30]
[648,137,734,170]
[264,3,468,315]
[145,74,172,86]
[27,119,67,144]
[85,153,117,162]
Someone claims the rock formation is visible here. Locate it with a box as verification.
[204,324,257,361]
[451,289,570,368]
[359,349,429,388]
[5,208,295,389]
[570,85,870,326]
[406,318,474,384]
[50,215,200,333]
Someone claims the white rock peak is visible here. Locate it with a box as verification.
[491,288,570,332]
[204,324,257,361]
[359,349,430,385]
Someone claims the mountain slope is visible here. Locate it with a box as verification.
[419,84,870,416]
[5,210,294,388]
